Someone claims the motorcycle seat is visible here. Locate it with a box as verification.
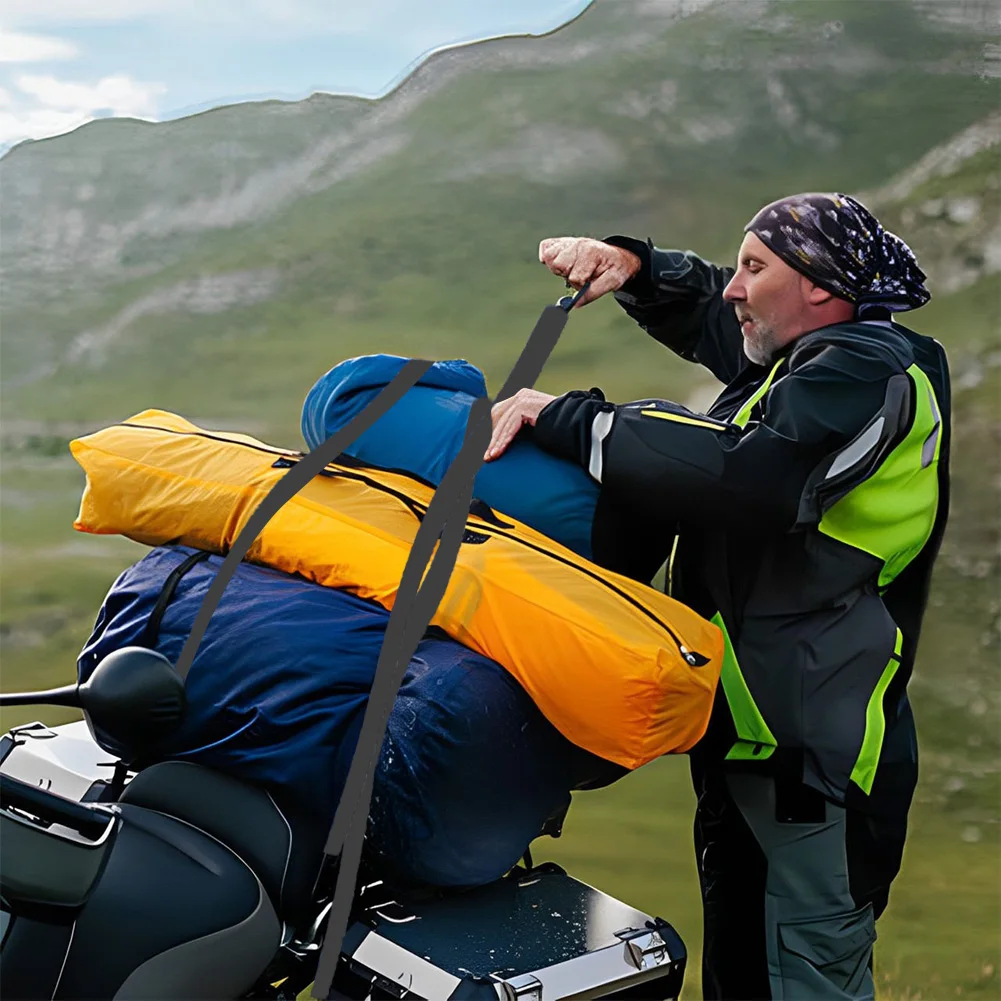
[119,759,328,930]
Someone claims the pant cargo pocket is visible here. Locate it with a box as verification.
[776,901,875,999]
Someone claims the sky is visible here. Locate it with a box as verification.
[0,0,592,150]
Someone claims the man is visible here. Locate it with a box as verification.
[485,193,951,1000]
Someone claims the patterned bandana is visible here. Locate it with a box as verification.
[744,193,931,316]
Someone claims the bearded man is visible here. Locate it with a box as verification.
[485,194,951,1001]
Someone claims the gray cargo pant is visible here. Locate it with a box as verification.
[692,758,908,1000]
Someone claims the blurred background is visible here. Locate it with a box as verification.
[1,0,998,996]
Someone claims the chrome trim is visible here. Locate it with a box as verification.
[623,928,670,971]
[498,972,543,1000]
[351,931,463,999]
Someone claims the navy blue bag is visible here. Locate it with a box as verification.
[78,545,608,888]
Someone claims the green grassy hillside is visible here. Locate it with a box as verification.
[1,1,998,996]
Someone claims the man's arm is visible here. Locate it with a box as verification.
[528,337,906,534]
[601,235,748,386]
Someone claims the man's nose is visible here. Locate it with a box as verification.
[722,277,743,302]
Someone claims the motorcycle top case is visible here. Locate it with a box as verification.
[332,863,686,1001]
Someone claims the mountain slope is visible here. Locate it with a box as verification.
[2,0,998,436]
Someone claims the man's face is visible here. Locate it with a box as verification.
[722,233,810,366]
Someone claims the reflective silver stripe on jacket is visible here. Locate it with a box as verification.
[588,410,615,483]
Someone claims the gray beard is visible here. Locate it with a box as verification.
[742,324,781,366]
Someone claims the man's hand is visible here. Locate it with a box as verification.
[539,237,642,307]
[484,388,556,461]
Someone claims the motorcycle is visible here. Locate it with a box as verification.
[0,286,687,999]
[1,647,687,1000]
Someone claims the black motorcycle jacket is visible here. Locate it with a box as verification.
[529,236,952,816]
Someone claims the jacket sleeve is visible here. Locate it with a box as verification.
[602,234,748,385]
[528,339,907,534]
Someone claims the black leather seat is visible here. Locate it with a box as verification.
[119,760,327,927]
[39,761,327,1000]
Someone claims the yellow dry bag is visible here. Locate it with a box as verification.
[70,410,723,770]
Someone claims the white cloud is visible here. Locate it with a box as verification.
[0,73,166,146]
[0,28,78,62]
[16,73,164,113]
[0,105,100,145]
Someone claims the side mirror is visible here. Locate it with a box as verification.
[79,647,187,761]
[0,647,185,764]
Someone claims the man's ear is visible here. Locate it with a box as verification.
[803,278,835,306]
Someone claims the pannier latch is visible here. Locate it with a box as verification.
[497,972,543,1000]
[619,927,671,971]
